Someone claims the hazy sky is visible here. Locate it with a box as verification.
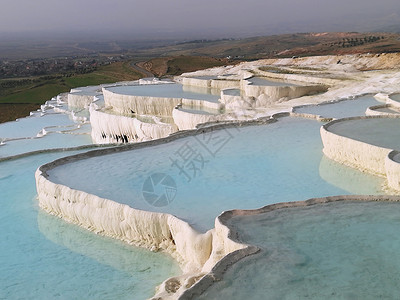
[1,0,400,38]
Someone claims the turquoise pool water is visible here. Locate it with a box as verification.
[0,113,79,139]
[48,117,386,232]
[0,98,93,158]
[3,84,396,299]
[222,89,242,96]
[106,83,221,103]
[293,95,381,119]
[179,105,222,115]
[248,77,298,87]
[391,93,400,102]
[198,201,400,299]
[0,131,93,158]
[0,96,182,299]
[0,152,180,300]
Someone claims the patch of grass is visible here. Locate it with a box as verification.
[0,61,143,104]
[0,103,41,123]
[0,82,70,103]
[64,61,143,87]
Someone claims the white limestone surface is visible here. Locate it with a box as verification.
[321,117,392,176]
[172,108,219,130]
[241,79,327,103]
[181,98,222,111]
[35,146,247,299]
[386,94,400,108]
[181,77,210,88]
[255,68,341,86]
[321,116,400,192]
[181,77,240,90]
[103,88,182,116]
[386,151,400,191]
[90,106,177,143]
[35,53,400,298]
[366,104,400,116]
[68,93,96,109]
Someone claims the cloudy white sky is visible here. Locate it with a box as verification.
[1,0,400,38]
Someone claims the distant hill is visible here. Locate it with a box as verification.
[2,32,400,61]
[137,32,400,61]
[134,32,400,77]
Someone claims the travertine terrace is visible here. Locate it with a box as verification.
[35,53,400,299]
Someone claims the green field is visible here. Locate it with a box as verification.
[0,56,234,123]
[0,61,144,104]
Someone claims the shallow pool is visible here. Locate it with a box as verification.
[48,117,386,232]
[0,152,180,300]
[293,95,381,119]
[106,83,221,103]
[390,93,400,102]
[0,129,93,158]
[0,113,80,140]
[328,117,400,150]
[198,201,400,299]
[179,105,222,115]
[248,77,298,87]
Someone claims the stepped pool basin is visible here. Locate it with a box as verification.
[4,53,400,299]
[105,83,221,103]
[178,105,222,115]
[47,117,386,232]
[0,113,81,139]
[0,92,182,299]
[390,93,400,102]
[247,77,299,87]
[326,117,400,149]
[293,95,381,119]
[197,200,400,299]
[0,97,93,158]
[0,152,180,300]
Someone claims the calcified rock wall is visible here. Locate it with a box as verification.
[255,69,340,86]
[367,94,400,116]
[385,151,400,191]
[321,117,391,176]
[374,93,391,103]
[90,107,177,143]
[220,89,255,110]
[180,194,400,299]
[172,108,218,130]
[242,79,327,103]
[387,95,400,108]
[35,131,250,298]
[103,88,182,116]
[181,98,222,111]
[366,104,400,116]
[68,93,95,109]
[210,79,240,90]
[35,167,214,272]
[181,77,210,88]
[321,116,400,191]
[181,77,240,90]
